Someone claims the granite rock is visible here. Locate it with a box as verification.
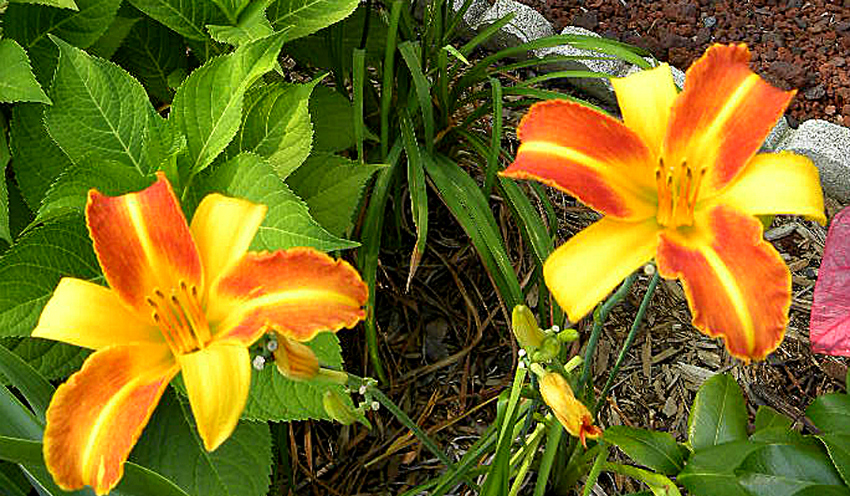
[760,116,792,152]
[775,119,850,203]
[470,0,555,52]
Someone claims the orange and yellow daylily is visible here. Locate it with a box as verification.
[32,173,368,495]
[501,44,825,361]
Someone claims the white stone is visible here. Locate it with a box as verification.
[760,116,792,152]
[470,0,554,52]
[775,119,850,203]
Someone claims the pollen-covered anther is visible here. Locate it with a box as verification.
[146,281,211,355]
[655,158,705,228]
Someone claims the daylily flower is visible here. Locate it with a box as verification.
[501,44,825,361]
[32,173,368,495]
[539,372,601,447]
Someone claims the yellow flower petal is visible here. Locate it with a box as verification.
[43,343,177,495]
[190,193,267,288]
[32,278,161,349]
[544,217,660,322]
[539,372,601,447]
[713,152,826,224]
[611,64,678,154]
[179,343,251,451]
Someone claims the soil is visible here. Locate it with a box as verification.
[531,0,850,127]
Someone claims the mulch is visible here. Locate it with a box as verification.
[530,0,850,127]
[282,2,850,494]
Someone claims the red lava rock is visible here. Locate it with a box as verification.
[516,0,850,125]
[842,104,850,116]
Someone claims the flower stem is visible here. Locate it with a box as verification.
[594,270,660,416]
[579,273,638,393]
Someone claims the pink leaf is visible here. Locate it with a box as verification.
[811,206,850,356]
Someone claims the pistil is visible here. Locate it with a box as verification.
[655,158,705,228]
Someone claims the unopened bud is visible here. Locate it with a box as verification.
[512,305,545,350]
[533,336,561,362]
[323,390,359,425]
[557,327,579,343]
[274,335,319,381]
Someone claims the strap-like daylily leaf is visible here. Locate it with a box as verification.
[811,206,850,356]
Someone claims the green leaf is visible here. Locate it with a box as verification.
[131,390,272,496]
[44,36,154,175]
[284,5,387,74]
[210,0,252,21]
[603,425,685,476]
[242,333,351,421]
[229,80,319,179]
[0,435,191,496]
[688,373,748,451]
[172,31,287,175]
[9,103,74,209]
[112,17,188,103]
[286,153,383,237]
[817,433,850,487]
[86,15,140,59]
[423,153,523,309]
[0,342,55,422]
[267,0,359,42]
[1,338,89,382]
[207,1,275,45]
[189,153,357,251]
[806,393,850,434]
[10,0,78,8]
[5,0,121,83]
[0,461,29,496]
[127,0,226,40]
[36,161,153,223]
[736,442,846,496]
[399,113,427,290]
[0,114,10,245]
[0,40,51,104]
[754,405,793,432]
[143,115,187,175]
[309,85,355,153]
[678,440,762,496]
[0,386,43,440]
[0,215,100,339]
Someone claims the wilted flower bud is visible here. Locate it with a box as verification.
[539,372,602,448]
[512,305,545,349]
[274,335,319,380]
[323,390,359,425]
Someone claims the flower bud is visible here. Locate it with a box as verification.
[539,372,602,448]
[532,335,561,362]
[323,390,359,425]
[557,327,579,343]
[512,305,545,349]
[274,335,319,380]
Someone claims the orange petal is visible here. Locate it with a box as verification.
[43,344,178,495]
[501,99,657,220]
[663,44,795,198]
[32,278,161,349]
[190,193,267,288]
[178,343,250,451]
[209,248,367,343]
[86,172,202,313]
[656,205,789,361]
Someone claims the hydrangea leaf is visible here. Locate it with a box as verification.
[267,0,358,42]
[126,0,226,41]
[0,40,51,104]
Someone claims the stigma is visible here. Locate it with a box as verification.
[146,281,211,355]
[655,157,706,228]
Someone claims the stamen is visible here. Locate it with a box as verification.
[146,282,211,355]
